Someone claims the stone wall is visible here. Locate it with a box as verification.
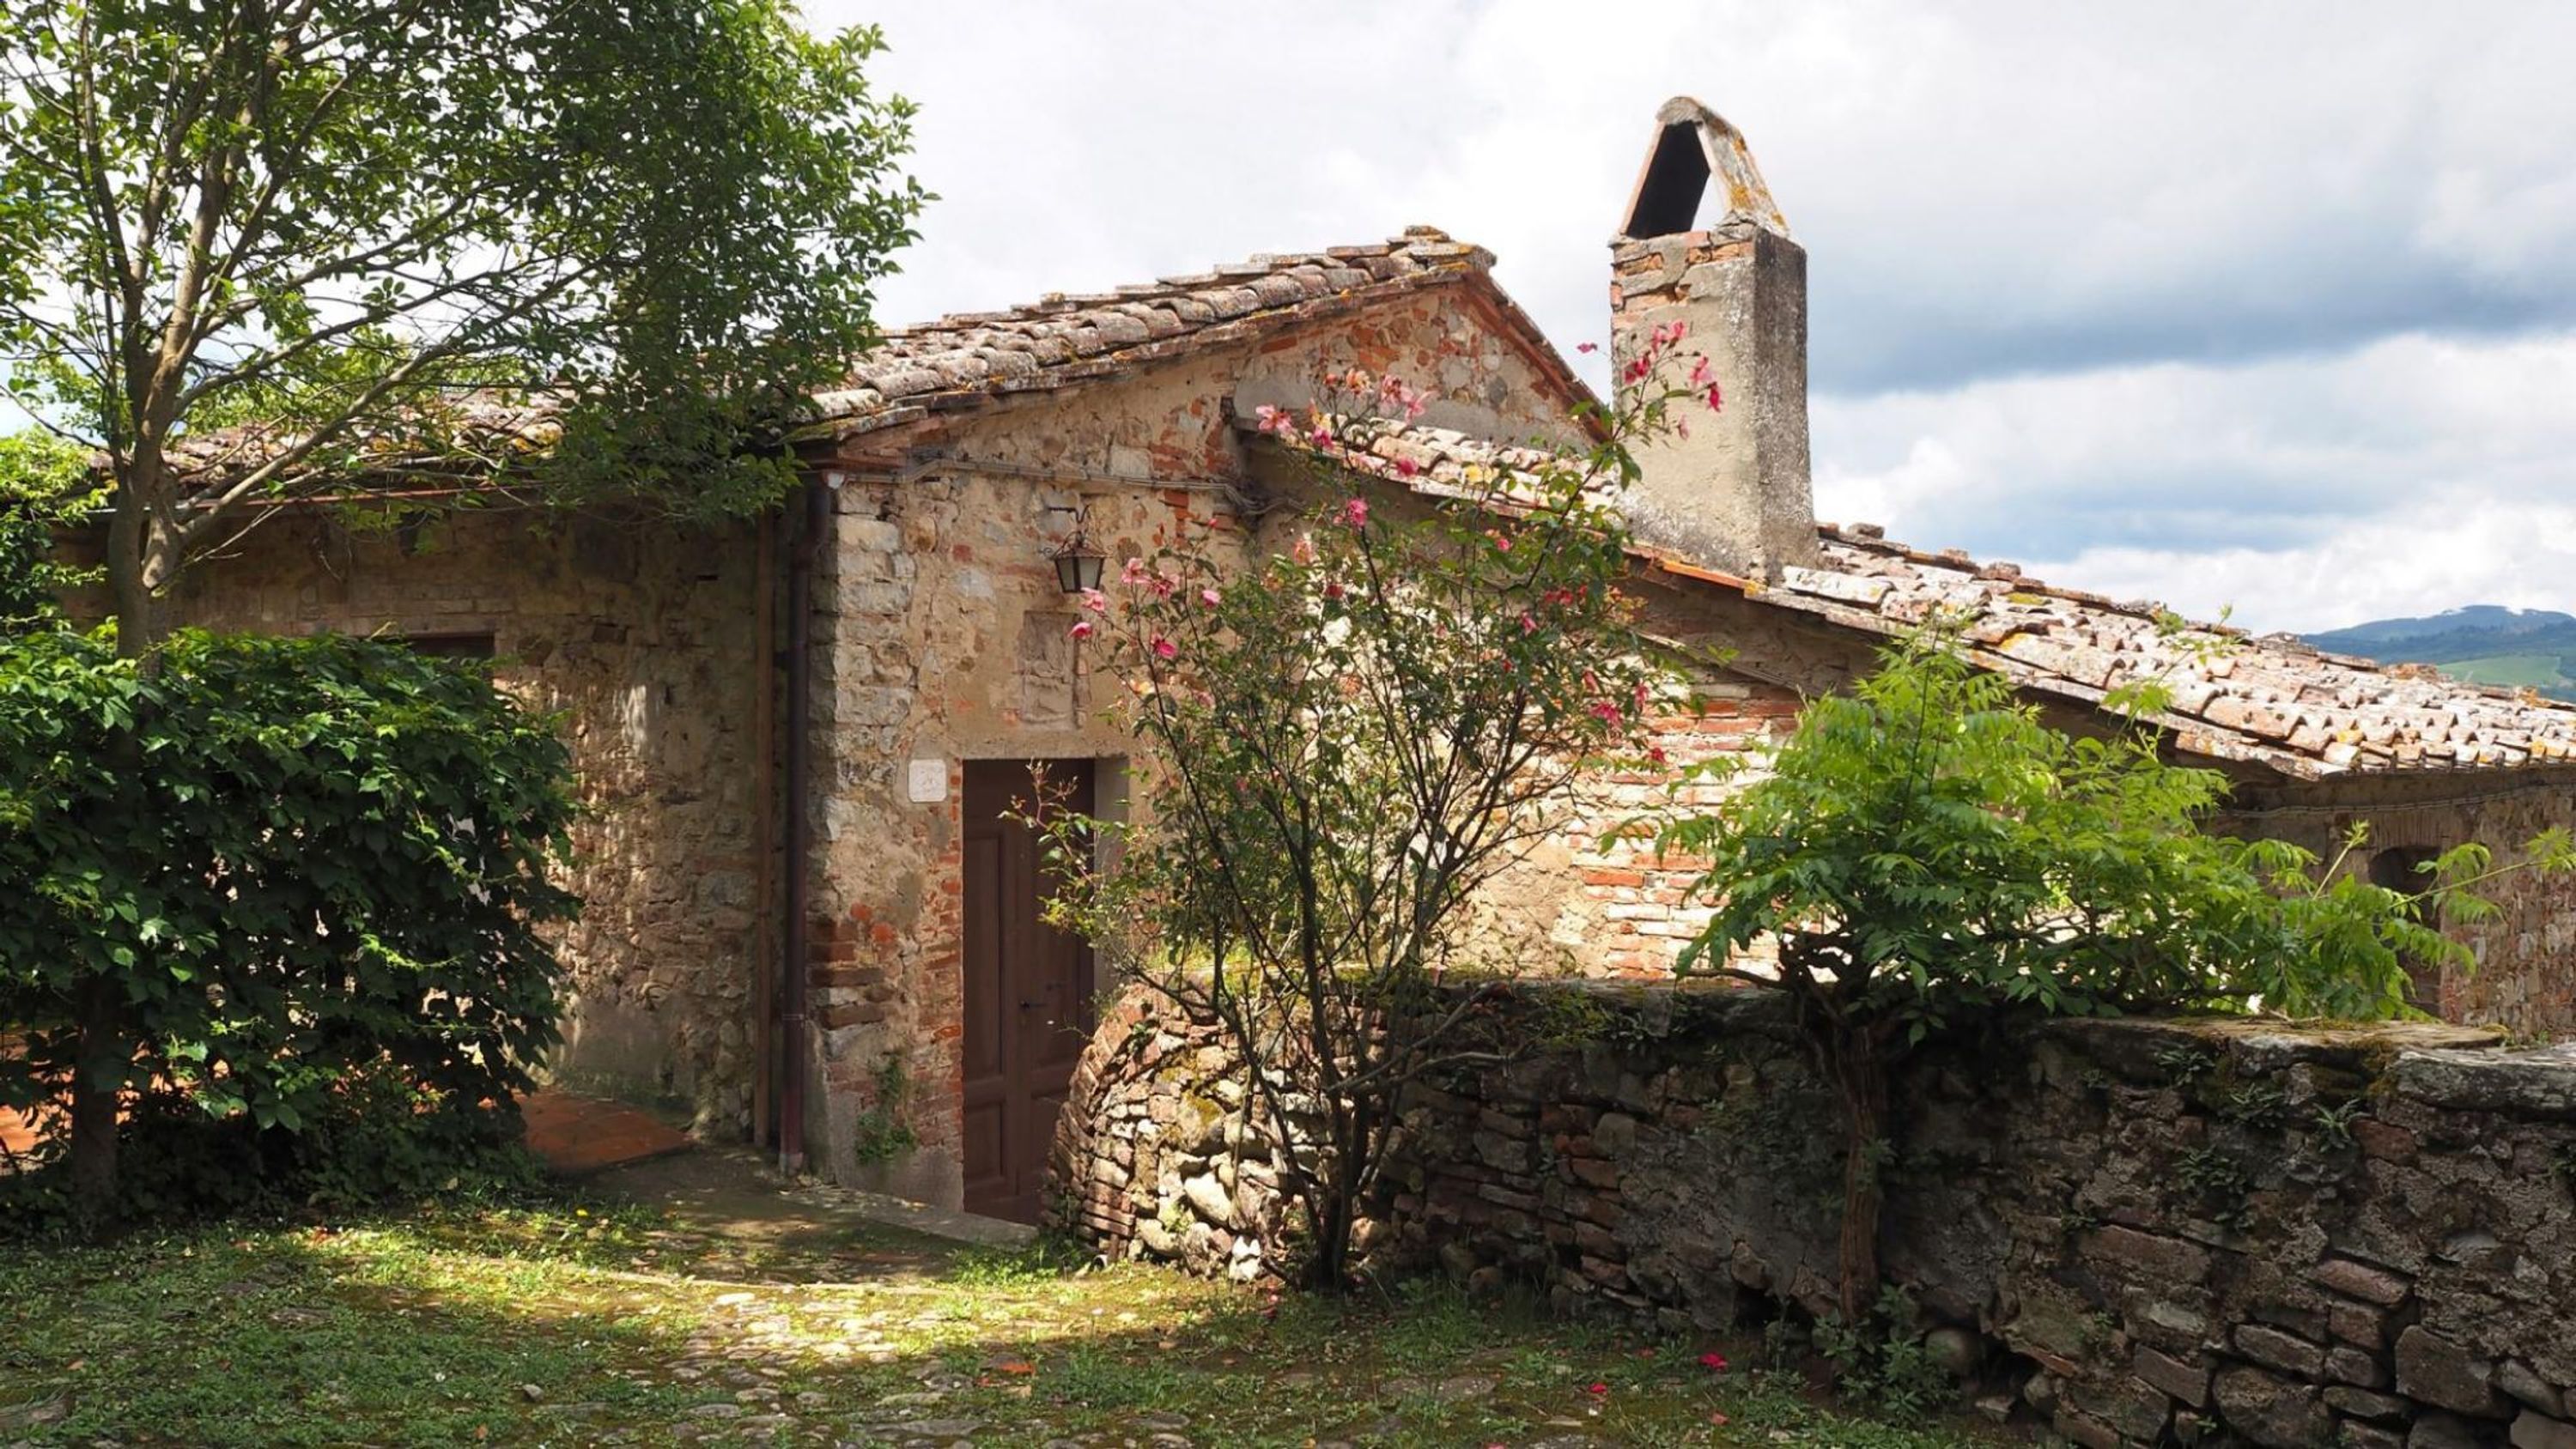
[795,285,1587,1201]
[1051,984,2576,1448]
[139,506,774,1134]
[2224,771,2576,1042]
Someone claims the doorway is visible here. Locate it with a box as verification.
[961,759,1097,1222]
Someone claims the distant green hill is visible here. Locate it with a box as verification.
[2304,606,2576,701]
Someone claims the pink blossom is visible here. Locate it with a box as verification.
[1254,403,1285,434]
[1291,533,1317,565]
[1575,341,1598,355]
[1309,422,1334,446]
[1520,612,1539,634]
[1689,355,1712,388]
[1321,579,1346,600]
[1485,528,1511,552]
[1151,635,1177,661]
[1704,382,1724,412]
[1078,588,1109,615]
[1394,456,1419,478]
[1339,498,1369,528]
[1375,374,1426,421]
[1067,619,1096,640]
[1590,700,1625,724]
[1150,573,1177,599]
[1121,556,1150,585]
[1699,1352,1728,1373]
[1199,587,1221,608]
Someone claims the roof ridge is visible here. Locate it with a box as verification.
[809,228,1516,433]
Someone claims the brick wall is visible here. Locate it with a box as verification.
[1054,984,2576,1448]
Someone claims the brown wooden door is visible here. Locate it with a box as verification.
[962,760,1097,1222]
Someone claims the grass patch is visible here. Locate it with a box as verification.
[0,1189,2001,1446]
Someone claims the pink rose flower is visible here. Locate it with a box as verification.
[1339,498,1369,528]
[1079,588,1109,615]
[1067,619,1095,640]
[1151,635,1178,661]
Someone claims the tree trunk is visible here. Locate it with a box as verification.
[1831,1028,1890,1327]
[70,477,179,1227]
[67,973,125,1228]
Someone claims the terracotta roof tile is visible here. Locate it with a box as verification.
[172,227,1552,488]
[1258,419,2576,781]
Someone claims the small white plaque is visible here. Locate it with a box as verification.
[906,757,949,803]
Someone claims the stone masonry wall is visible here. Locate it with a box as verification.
[1052,984,2576,1448]
[796,286,1585,1202]
[143,506,772,1133]
[2224,773,2576,1042]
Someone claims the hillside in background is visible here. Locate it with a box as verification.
[2305,605,2576,701]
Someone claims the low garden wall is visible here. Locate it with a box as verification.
[1046,983,2576,1449]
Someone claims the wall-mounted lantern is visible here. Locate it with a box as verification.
[1045,505,1105,595]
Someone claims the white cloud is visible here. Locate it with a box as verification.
[808,0,2576,633]
[832,0,2576,387]
[1814,331,2576,630]
[2026,498,2576,634]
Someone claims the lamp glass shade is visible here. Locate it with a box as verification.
[1054,549,1104,595]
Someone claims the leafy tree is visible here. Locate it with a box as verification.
[0,0,923,1216]
[1037,357,1713,1288]
[0,628,578,1224]
[0,0,926,650]
[1662,632,2575,1325]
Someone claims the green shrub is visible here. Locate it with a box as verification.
[1663,631,2575,1321]
[0,627,577,1225]
[0,433,98,630]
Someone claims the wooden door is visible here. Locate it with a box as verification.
[961,760,1097,1222]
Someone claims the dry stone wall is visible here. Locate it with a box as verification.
[1051,984,2576,1448]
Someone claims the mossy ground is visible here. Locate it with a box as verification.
[0,1163,2001,1447]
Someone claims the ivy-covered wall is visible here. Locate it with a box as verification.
[1050,984,2576,1449]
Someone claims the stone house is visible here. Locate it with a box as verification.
[155,97,2576,1219]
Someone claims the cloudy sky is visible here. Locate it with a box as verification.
[818,0,2576,634]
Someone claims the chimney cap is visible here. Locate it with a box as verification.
[1619,96,1791,242]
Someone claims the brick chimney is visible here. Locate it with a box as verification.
[1610,97,1815,579]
